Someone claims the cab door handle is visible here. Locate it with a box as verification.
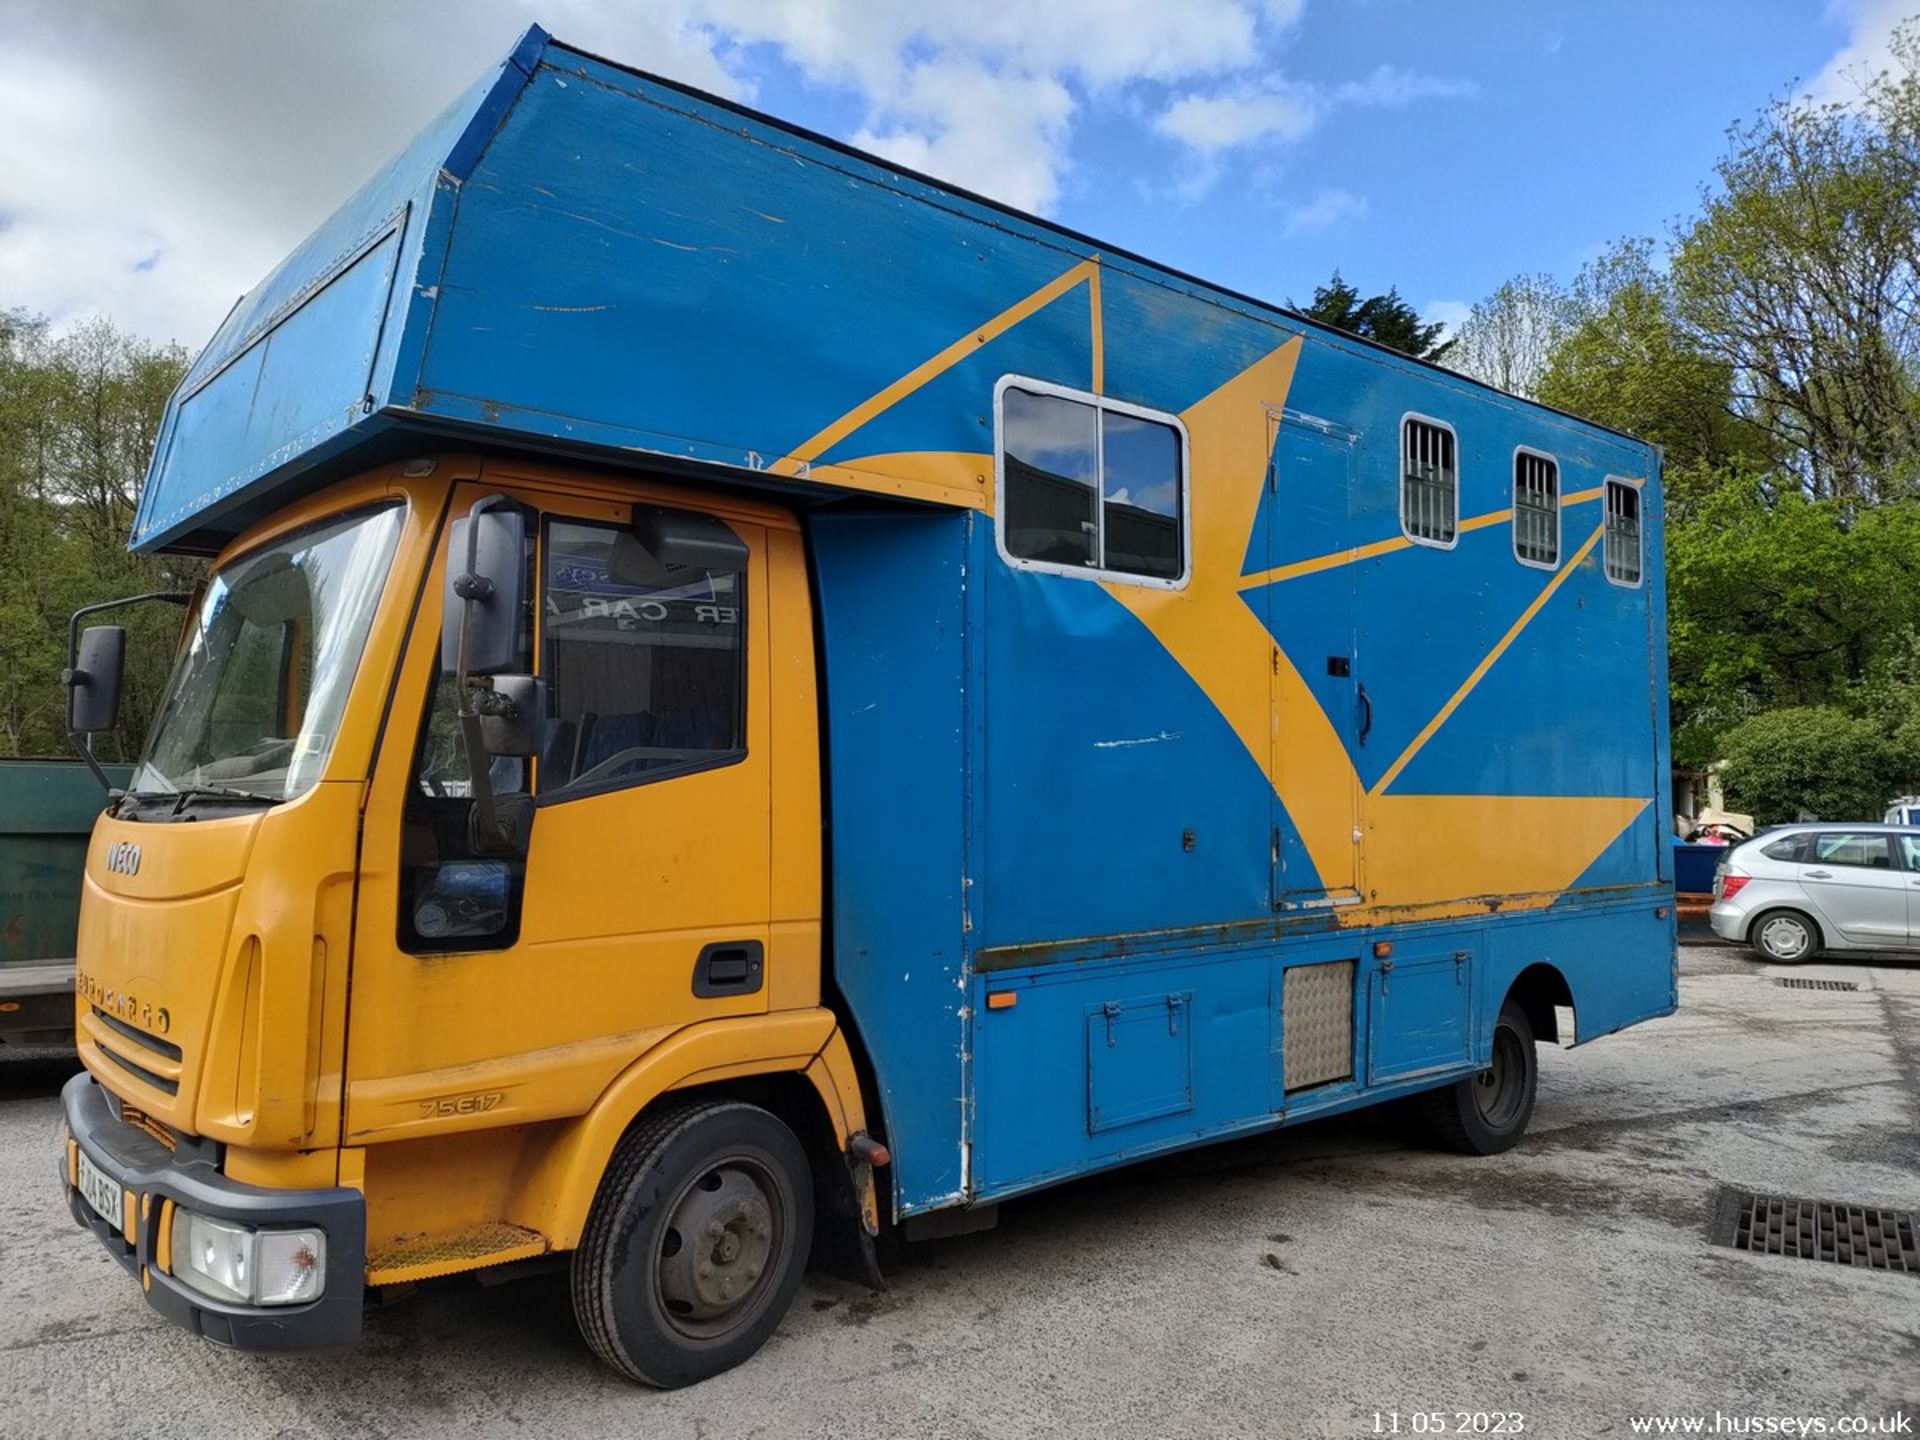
[692,941,764,997]
[1805,869,1832,879]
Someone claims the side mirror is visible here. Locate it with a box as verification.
[64,626,126,736]
[475,675,544,757]
[442,503,527,677]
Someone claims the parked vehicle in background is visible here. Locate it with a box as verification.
[1885,796,1920,826]
[0,760,129,1047]
[1710,825,1920,961]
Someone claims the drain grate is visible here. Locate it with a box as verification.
[1773,977,1858,991]
[1711,1189,1918,1275]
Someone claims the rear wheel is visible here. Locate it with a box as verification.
[1749,909,1819,964]
[571,1099,813,1388]
[1411,999,1537,1155]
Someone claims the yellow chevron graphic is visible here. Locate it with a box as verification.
[804,260,1651,919]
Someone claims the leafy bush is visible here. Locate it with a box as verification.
[1718,706,1919,824]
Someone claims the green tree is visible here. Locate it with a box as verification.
[1665,477,1920,763]
[1536,240,1765,492]
[1669,31,1920,503]
[1294,272,1456,362]
[1719,706,1919,824]
[1447,273,1573,399]
[0,312,196,759]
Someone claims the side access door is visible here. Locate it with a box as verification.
[347,479,781,1152]
[1267,411,1364,908]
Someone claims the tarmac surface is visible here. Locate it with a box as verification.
[3,942,1916,1440]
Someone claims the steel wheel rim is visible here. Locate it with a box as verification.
[654,1152,788,1342]
[1472,1023,1527,1129]
[1760,916,1810,961]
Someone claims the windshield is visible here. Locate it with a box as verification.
[131,503,405,801]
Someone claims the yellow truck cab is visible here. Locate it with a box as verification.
[58,28,1676,1388]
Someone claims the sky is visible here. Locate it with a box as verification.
[0,0,1909,351]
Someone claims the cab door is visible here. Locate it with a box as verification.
[346,480,773,1143]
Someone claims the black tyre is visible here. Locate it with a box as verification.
[1411,999,1537,1155]
[571,1099,813,1388]
[1748,909,1820,964]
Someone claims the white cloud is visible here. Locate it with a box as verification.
[1282,187,1369,236]
[703,0,1283,217]
[850,61,1074,213]
[1335,64,1478,107]
[1157,86,1321,154]
[0,0,1316,346]
[1421,298,1473,339]
[0,0,746,345]
[1808,0,1912,103]
[1155,62,1474,174]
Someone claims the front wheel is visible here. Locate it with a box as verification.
[571,1099,813,1388]
[1411,999,1537,1155]
[1749,909,1819,964]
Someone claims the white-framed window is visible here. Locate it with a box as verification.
[1604,477,1643,587]
[1512,447,1560,569]
[1400,414,1458,548]
[995,376,1189,587]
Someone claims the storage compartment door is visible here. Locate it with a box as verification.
[1086,992,1194,1134]
[1366,948,1474,1085]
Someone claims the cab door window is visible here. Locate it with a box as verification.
[538,511,747,799]
[399,519,535,954]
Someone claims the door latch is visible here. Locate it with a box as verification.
[692,941,765,998]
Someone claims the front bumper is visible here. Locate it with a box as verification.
[59,1072,365,1351]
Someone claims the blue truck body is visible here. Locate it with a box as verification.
[138,26,1675,1220]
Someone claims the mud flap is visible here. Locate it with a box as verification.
[811,1153,886,1292]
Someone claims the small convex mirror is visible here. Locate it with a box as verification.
[475,674,544,757]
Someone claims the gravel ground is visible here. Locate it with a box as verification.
[3,943,1916,1440]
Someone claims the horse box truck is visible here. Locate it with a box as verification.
[56,26,1675,1387]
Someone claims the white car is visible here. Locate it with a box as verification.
[1708,824,1920,962]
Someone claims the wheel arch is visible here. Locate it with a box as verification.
[1504,961,1574,1045]
[511,1011,874,1255]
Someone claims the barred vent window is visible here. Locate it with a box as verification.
[1401,418,1457,546]
[1513,451,1560,567]
[1605,479,1643,586]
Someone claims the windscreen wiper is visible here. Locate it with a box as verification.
[164,784,280,813]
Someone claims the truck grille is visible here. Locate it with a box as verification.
[89,1007,183,1096]
[117,1103,177,1151]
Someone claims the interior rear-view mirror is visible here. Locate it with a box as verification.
[627,505,748,577]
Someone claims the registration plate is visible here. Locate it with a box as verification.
[76,1148,123,1228]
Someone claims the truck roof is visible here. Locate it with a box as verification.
[136,25,1653,555]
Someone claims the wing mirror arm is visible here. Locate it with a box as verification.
[62,590,193,795]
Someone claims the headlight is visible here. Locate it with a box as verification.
[169,1207,326,1306]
